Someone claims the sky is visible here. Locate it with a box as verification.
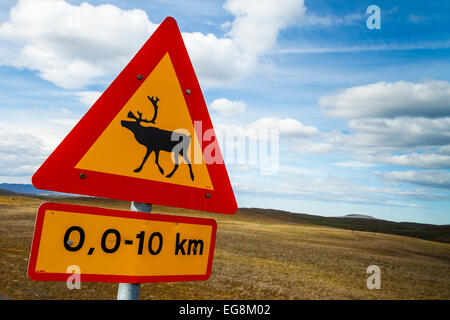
[0,0,449,224]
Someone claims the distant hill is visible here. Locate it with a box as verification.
[0,187,19,196]
[0,183,64,196]
[339,214,377,219]
[239,208,450,243]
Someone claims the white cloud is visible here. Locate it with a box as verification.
[320,80,450,119]
[182,31,255,86]
[223,117,319,138]
[297,12,361,28]
[315,80,450,183]
[333,161,376,168]
[232,168,443,207]
[294,142,335,154]
[330,117,450,151]
[213,117,319,166]
[223,0,306,56]
[0,0,307,89]
[211,116,319,173]
[184,0,306,86]
[209,98,247,117]
[0,129,47,179]
[48,118,78,127]
[0,0,157,89]
[75,90,102,106]
[276,40,450,54]
[278,164,325,177]
[363,153,450,169]
[0,106,78,152]
[437,145,450,155]
[378,170,450,190]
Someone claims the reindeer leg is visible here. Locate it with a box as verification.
[134,148,152,173]
[181,150,194,181]
[165,152,179,178]
[154,150,164,175]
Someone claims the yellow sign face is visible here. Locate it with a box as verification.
[28,203,217,283]
[76,53,213,190]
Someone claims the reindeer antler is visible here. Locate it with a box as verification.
[148,96,159,104]
[127,110,154,124]
[126,96,160,125]
[127,111,140,121]
[147,96,159,124]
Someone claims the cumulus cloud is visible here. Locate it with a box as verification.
[253,117,319,137]
[232,168,444,207]
[320,80,450,119]
[343,117,450,150]
[294,142,335,154]
[223,0,306,56]
[209,98,247,117]
[318,117,450,176]
[217,117,319,138]
[316,80,450,168]
[185,0,306,86]
[316,117,450,161]
[0,0,307,89]
[0,129,47,179]
[212,116,319,171]
[182,31,255,86]
[333,161,376,168]
[315,79,450,192]
[75,90,103,106]
[378,170,450,190]
[278,40,450,54]
[297,12,361,28]
[363,153,450,169]
[437,145,450,155]
[0,0,157,89]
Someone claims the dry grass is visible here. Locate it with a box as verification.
[0,195,449,300]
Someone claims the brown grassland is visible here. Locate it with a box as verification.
[0,194,449,300]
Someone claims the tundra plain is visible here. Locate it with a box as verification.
[0,194,449,300]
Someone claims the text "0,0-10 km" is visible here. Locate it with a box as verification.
[63,226,204,256]
[28,202,217,283]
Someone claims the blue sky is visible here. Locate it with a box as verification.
[0,0,449,224]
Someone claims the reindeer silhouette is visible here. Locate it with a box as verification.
[121,96,194,181]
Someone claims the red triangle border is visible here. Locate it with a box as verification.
[32,17,237,215]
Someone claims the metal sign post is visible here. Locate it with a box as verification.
[117,202,152,300]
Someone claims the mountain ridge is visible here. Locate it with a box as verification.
[0,183,67,196]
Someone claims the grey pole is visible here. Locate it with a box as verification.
[117,201,152,300]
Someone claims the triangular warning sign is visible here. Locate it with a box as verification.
[32,17,237,214]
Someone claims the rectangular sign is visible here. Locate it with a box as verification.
[28,202,217,283]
